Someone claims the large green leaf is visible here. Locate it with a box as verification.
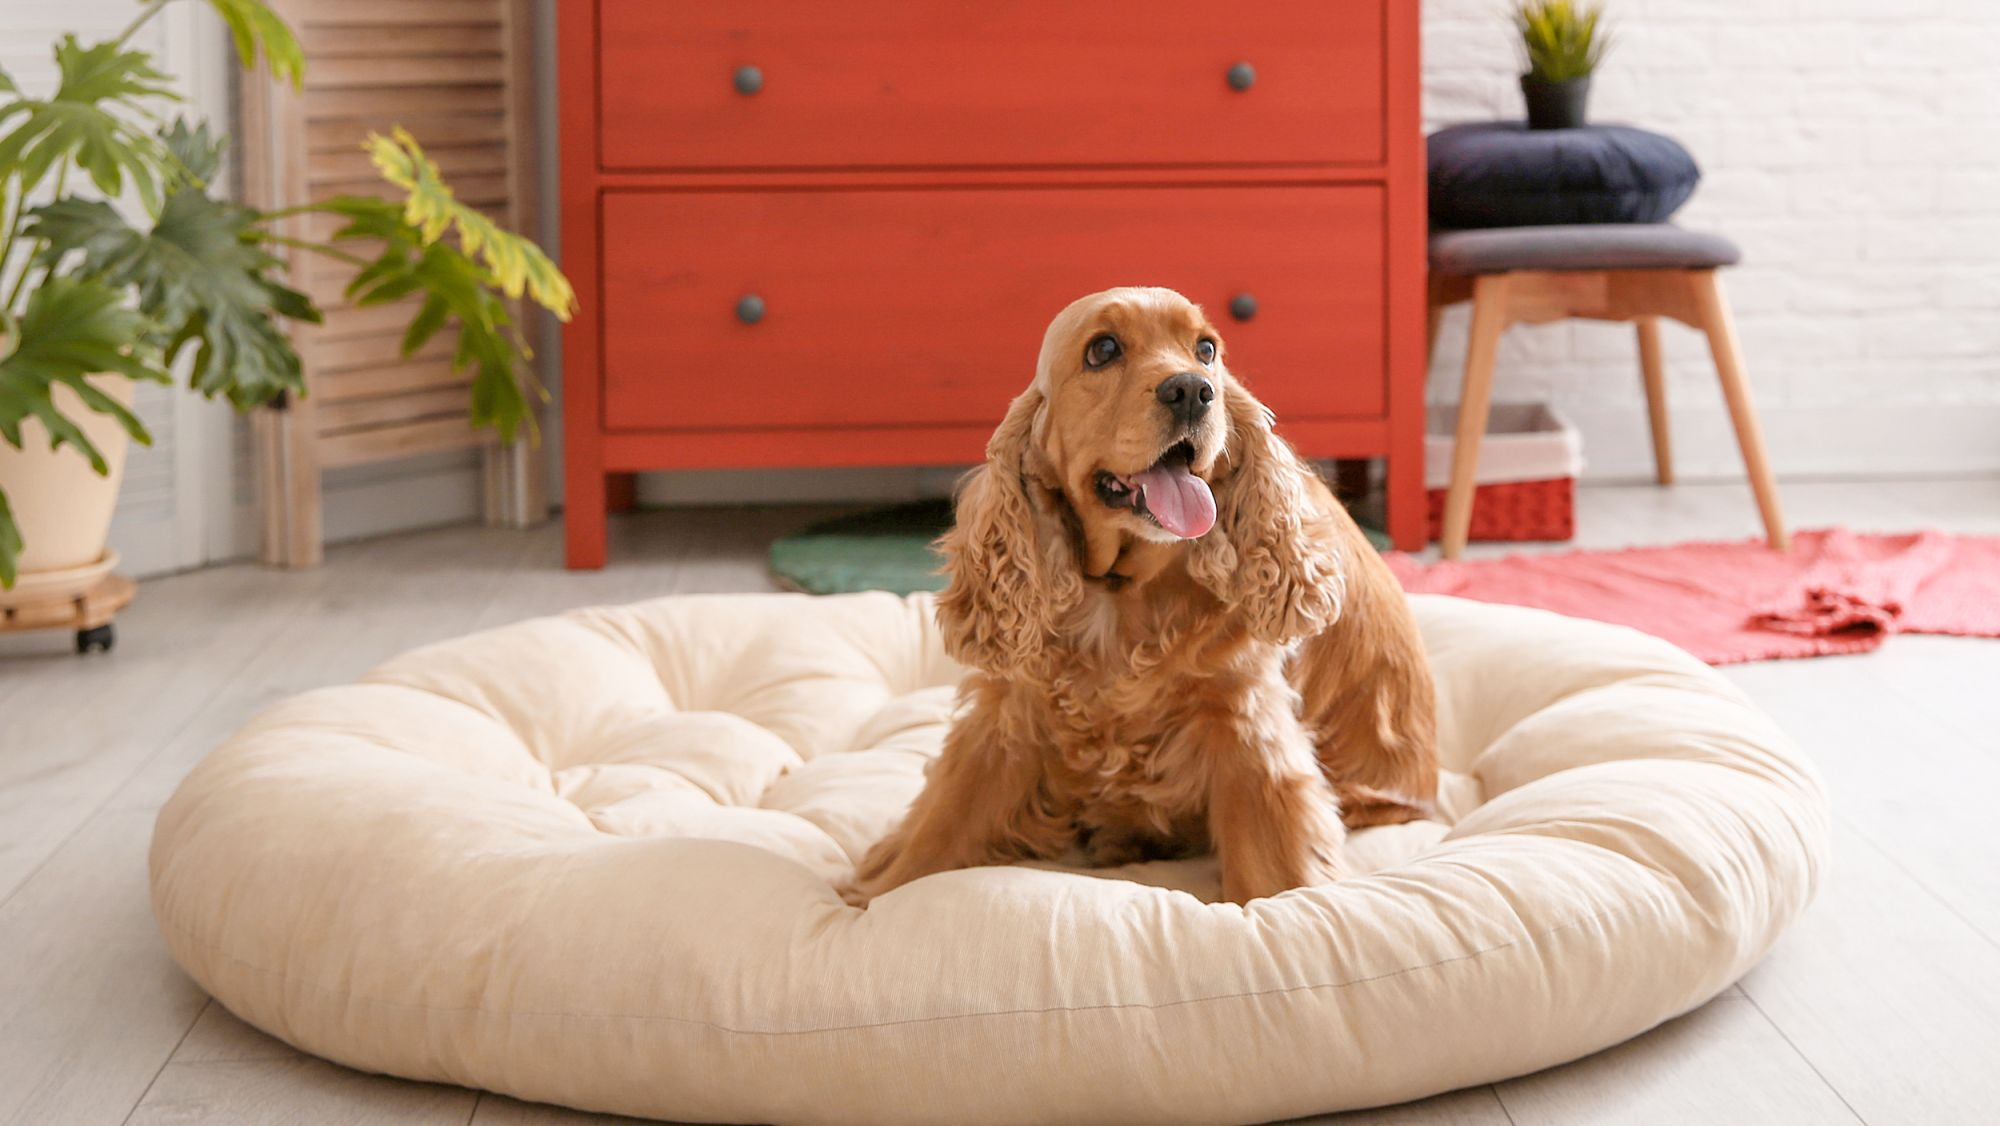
[0,275,167,472]
[51,35,177,104]
[24,197,134,267]
[364,129,576,319]
[301,130,578,447]
[27,187,318,409]
[159,116,226,187]
[319,193,541,443]
[206,0,306,89]
[0,36,177,208]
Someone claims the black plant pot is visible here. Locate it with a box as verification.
[1521,75,1591,130]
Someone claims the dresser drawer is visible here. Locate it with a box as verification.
[599,186,1384,434]
[596,1,1384,171]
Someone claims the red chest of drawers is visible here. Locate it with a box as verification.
[559,0,1428,567]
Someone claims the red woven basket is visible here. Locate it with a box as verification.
[1425,477,1575,543]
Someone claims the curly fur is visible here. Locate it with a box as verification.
[933,388,1082,675]
[1186,390,1348,645]
[851,287,1438,906]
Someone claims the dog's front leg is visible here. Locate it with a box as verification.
[1202,682,1348,905]
[845,690,1061,906]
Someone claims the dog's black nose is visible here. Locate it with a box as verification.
[1155,372,1214,423]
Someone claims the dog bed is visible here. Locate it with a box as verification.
[150,593,1827,1125]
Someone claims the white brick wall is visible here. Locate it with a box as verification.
[1423,0,2000,481]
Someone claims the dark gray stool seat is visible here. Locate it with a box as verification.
[1431,224,1741,276]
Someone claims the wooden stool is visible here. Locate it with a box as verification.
[1428,224,1788,560]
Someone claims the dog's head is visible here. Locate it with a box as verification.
[936,287,1345,672]
[1035,287,1231,555]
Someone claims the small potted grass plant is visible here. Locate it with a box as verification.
[1515,0,1610,129]
[0,0,574,597]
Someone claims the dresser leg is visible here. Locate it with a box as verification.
[565,469,610,570]
[606,473,638,513]
[1384,448,1427,552]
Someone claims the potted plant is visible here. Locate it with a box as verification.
[1515,1,1610,130]
[0,0,574,601]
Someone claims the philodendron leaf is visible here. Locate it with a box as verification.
[303,130,573,447]
[401,292,450,356]
[363,128,577,319]
[0,488,20,589]
[0,275,168,474]
[159,116,227,186]
[0,36,177,205]
[52,35,177,104]
[206,0,306,89]
[317,193,542,444]
[26,188,320,410]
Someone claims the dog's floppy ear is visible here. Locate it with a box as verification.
[1188,381,1346,644]
[935,388,1082,672]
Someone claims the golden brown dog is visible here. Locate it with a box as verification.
[850,287,1437,905]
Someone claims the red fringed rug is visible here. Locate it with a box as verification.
[1387,528,2000,665]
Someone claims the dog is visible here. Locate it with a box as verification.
[849,287,1437,906]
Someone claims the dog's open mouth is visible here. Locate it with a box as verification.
[1093,440,1216,539]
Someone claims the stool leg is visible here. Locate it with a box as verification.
[1636,316,1673,486]
[1690,271,1789,551]
[1439,276,1510,560]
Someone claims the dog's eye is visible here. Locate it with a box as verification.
[1084,334,1122,368]
[1195,339,1217,365]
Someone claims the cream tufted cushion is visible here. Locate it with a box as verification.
[150,592,1827,1125]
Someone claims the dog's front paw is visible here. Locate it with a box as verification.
[839,862,905,907]
[835,877,875,908]
[1221,845,1347,905]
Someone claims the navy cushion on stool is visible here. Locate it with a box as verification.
[1429,122,1702,230]
[1431,225,1742,276]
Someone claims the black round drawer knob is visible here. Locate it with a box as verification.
[734,65,764,95]
[1226,61,1256,91]
[1229,293,1258,321]
[736,294,766,324]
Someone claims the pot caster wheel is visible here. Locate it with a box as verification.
[76,624,115,654]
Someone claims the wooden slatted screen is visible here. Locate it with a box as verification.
[244,0,545,566]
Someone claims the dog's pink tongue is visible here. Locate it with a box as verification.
[1135,463,1216,538]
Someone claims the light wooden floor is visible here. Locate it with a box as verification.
[3,478,1998,1126]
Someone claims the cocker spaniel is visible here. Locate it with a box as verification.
[850,286,1438,906]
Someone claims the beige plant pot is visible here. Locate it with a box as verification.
[0,376,135,603]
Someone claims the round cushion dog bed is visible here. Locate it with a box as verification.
[150,593,1827,1125]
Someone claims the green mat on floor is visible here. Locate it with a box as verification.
[768,499,1391,596]
[768,500,955,595]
